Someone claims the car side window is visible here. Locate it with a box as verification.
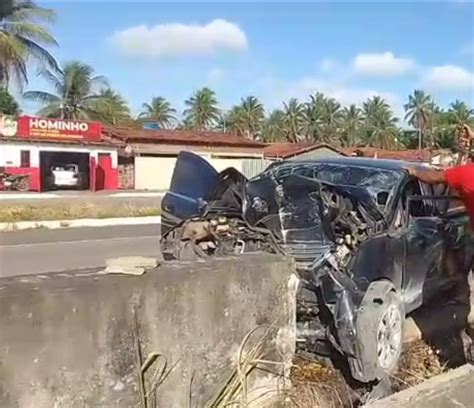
[401,179,432,218]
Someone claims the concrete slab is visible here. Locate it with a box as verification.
[364,365,474,408]
[0,254,298,407]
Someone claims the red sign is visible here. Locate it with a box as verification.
[17,116,102,141]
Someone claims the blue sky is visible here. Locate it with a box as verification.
[21,1,474,120]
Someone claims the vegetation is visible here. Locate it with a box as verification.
[23,61,108,120]
[0,0,58,88]
[90,88,133,126]
[183,87,220,130]
[0,202,160,223]
[0,87,20,115]
[4,2,472,150]
[138,96,176,129]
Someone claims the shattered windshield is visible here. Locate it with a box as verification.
[266,163,403,211]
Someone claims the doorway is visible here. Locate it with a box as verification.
[39,151,90,191]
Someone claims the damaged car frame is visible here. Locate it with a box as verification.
[160,152,472,383]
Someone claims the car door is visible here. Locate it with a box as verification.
[160,151,221,236]
[401,179,461,313]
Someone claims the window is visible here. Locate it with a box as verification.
[20,150,30,168]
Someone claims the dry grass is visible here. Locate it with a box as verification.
[391,340,445,392]
[278,359,349,408]
[278,341,446,408]
[0,203,160,223]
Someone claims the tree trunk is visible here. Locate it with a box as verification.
[418,126,423,150]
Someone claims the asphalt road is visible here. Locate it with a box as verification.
[0,224,161,277]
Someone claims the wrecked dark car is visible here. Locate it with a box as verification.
[160,151,472,383]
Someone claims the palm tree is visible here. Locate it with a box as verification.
[404,90,433,150]
[320,97,342,144]
[220,106,242,135]
[0,0,59,88]
[262,109,285,142]
[23,61,108,119]
[138,97,176,129]
[227,96,265,140]
[435,129,457,151]
[362,96,390,124]
[448,100,474,130]
[340,104,363,147]
[361,96,400,149]
[183,87,220,130]
[282,98,305,142]
[303,92,327,142]
[91,88,132,126]
[366,108,399,149]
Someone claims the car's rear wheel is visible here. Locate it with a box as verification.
[349,281,404,383]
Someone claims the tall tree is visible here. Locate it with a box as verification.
[23,61,108,120]
[362,96,399,149]
[183,87,220,130]
[0,0,59,88]
[282,98,305,142]
[262,109,285,142]
[404,90,433,150]
[138,96,176,129]
[0,87,20,115]
[340,104,363,147]
[362,96,390,123]
[320,97,342,144]
[303,92,327,142]
[448,100,474,130]
[91,88,132,126]
[225,96,265,140]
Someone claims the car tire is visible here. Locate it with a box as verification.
[349,280,404,383]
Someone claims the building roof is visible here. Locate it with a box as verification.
[103,126,265,149]
[341,147,434,162]
[264,143,345,159]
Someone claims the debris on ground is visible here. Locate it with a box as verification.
[101,256,158,276]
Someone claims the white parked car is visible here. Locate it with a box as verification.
[50,164,83,188]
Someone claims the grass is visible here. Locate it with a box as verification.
[0,203,160,223]
[391,340,445,392]
[276,341,446,408]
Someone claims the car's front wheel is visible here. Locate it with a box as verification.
[349,281,404,383]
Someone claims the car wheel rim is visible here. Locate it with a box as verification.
[376,303,402,370]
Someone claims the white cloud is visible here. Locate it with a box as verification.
[258,74,403,118]
[353,51,416,76]
[424,65,474,91]
[319,58,339,73]
[110,19,248,58]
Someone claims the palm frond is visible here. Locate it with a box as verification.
[23,89,60,103]
[14,35,59,73]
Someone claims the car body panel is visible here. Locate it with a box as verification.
[160,152,471,382]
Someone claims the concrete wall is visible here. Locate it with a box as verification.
[0,254,298,408]
[134,153,269,190]
[288,147,343,161]
[135,155,177,190]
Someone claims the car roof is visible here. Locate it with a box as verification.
[280,156,426,172]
